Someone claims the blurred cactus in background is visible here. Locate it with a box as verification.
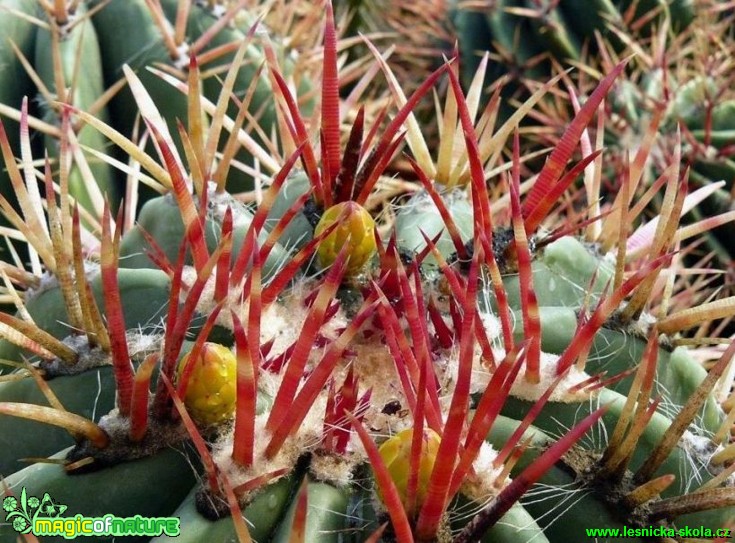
[0,0,311,227]
[451,0,735,302]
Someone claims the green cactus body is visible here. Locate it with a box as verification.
[644,75,735,167]
[394,188,474,270]
[666,76,717,128]
[268,177,476,270]
[3,172,728,543]
[452,0,696,71]
[151,464,550,543]
[393,187,723,433]
[620,0,695,33]
[505,306,721,431]
[448,498,550,543]
[451,6,500,91]
[449,0,700,135]
[0,367,115,474]
[119,193,290,280]
[480,0,544,70]
[496,236,614,308]
[0,267,171,365]
[556,0,621,43]
[265,170,316,250]
[660,77,735,258]
[84,0,182,204]
[270,479,350,543]
[491,235,722,428]
[158,0,281,193]
[394,197,720,429]
[525,0,582,62]
[151,475,296,543]
[88,0,297,197]
[1,3,734,542]
[498,387,733,532]
[486,415,647,543]
[0,267,172,469]
[0,0,37,113]
[119,194,191,269]
[88,0,186,196]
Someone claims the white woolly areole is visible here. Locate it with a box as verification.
[499,350,592,403]
[460,441,504,503]
[210,415,294,496]
[211,393,335,495]
[172,43,191,71]
[479,311,501,342]
[434,311,592,403]
[310,452,364,488]
[192,274,597,509]
[181,268,318,356]
[681,431,735,486]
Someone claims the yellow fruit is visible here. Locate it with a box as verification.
[176,343,237,426]
[314,201,377,275]
[378,427,441,517]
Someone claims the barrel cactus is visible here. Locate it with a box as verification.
[594,6,735,270]
[451,1,735,274]
[0,0,305,229]
[501,23,735,345]
[0,3,734,543]
[450,0,697,93]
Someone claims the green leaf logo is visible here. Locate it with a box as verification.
[3,488,67,534]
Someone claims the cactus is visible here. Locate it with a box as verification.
[0,3,734,543]
[0,0,307,232]
[332,0,450,92]
[449,0,697,93]
[598,7,735,270]
[450,1,735,276]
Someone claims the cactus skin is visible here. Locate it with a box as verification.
[33,1,117,211]
[265,171,318,250]
[270,479,351,543]
[486,415,647,543]
[452,2,735,267]
[449,2,735,267]
[498,237,723,431]
[497,387,733,537]
[611,71,735,263]
[151,476,297,543]
[0,268,172,366]
[393,213,723,434]
[119,193,290,280]
[0,368,116,474]
[395,188,474,269]
[0,266,192,471]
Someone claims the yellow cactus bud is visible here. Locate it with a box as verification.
[378,427,441,517]
[176,343,237,426]
[314,201,377,275]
